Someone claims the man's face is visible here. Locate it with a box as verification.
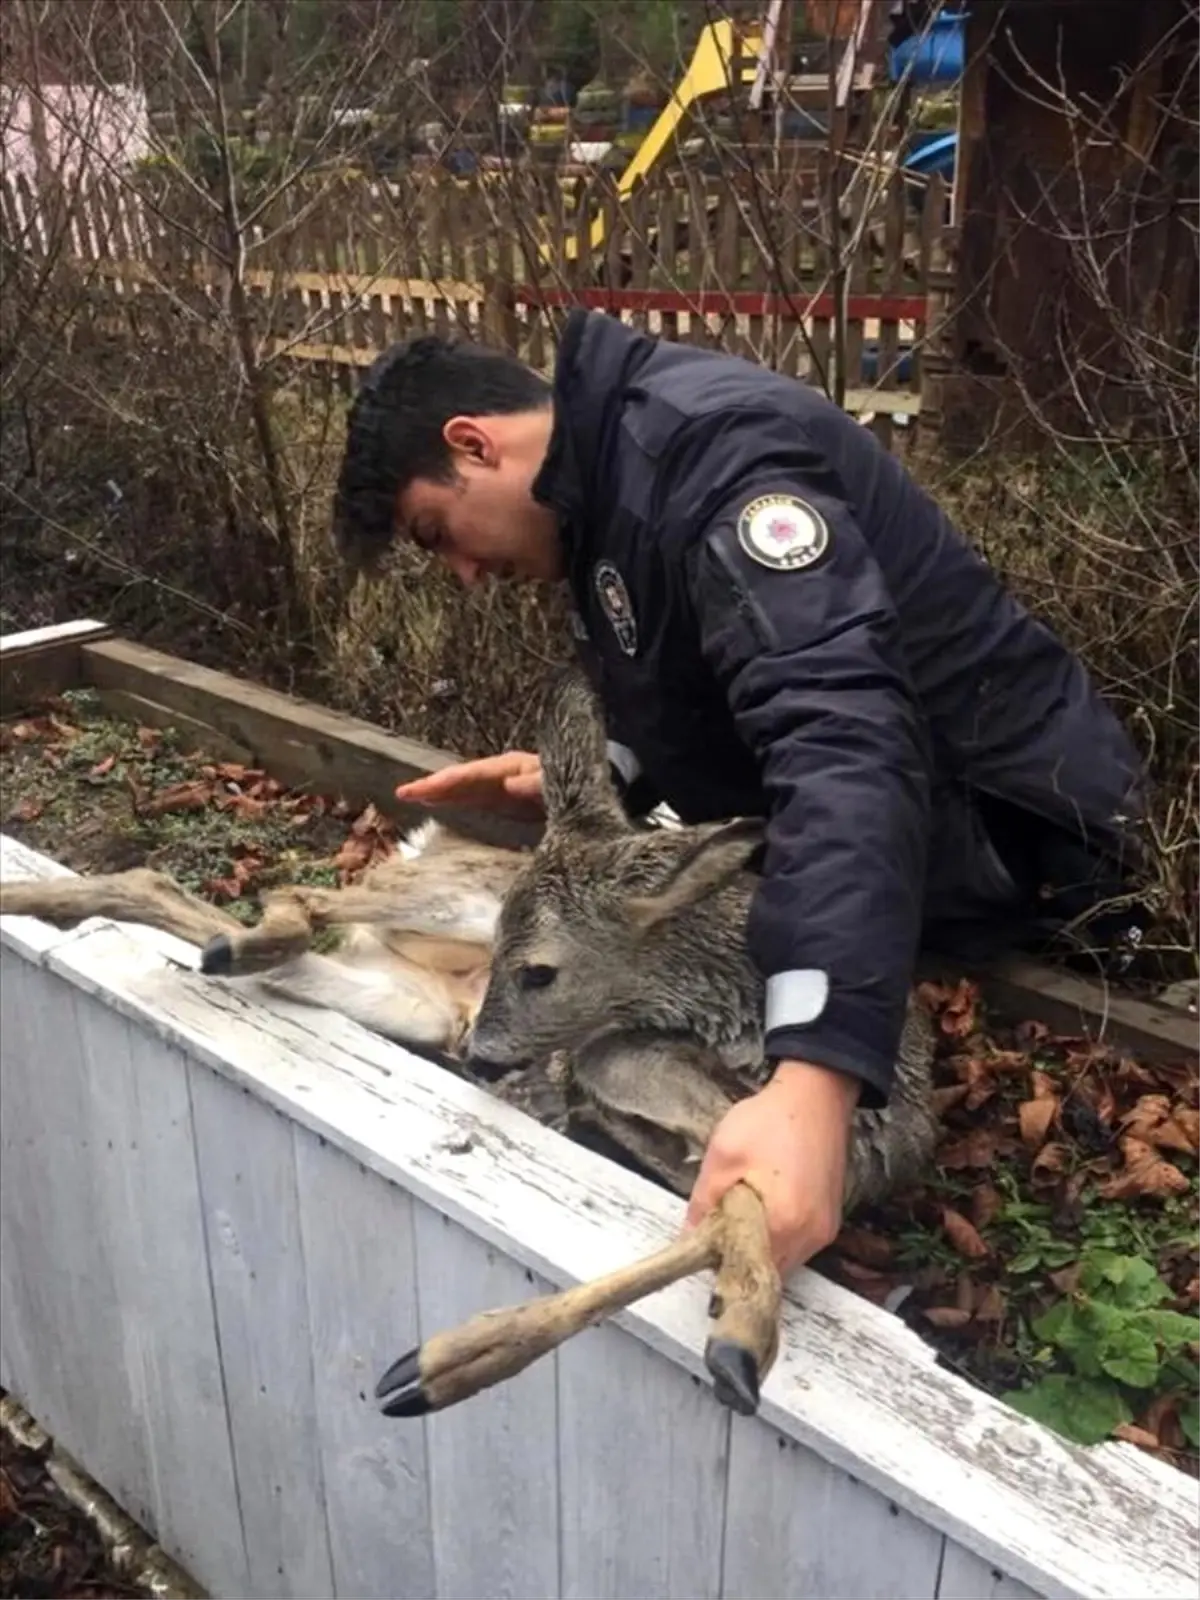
[395,415,563,586]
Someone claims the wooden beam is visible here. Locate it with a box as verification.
[78,638,540,852]
[0,619,112,716]
[919,952,1197,1066]
[514,287,929,321]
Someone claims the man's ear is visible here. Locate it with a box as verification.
[443,416,495,466]
[626,819,765,933]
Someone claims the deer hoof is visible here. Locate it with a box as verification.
[704,1337,761,1416]
[374,1348,429,1418]
[200,935,235,976]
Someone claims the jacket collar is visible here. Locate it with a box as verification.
[530,309,656,541]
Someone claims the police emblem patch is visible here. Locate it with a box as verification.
[594,560,638,656]
[737,493,830,572]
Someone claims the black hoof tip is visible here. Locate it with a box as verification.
[705,1338,760,1416]
[374,1348,429,1418]
[201,935,234,977]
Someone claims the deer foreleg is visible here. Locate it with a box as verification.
[0,869,242,949]
[373,1181,782,1420]
[200,879,504,978]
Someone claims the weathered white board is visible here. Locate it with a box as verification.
[722,1413,945,1599]
[557,1322,730,1600]
[292,1134,437,1600]
[415,1208,561,1600]
[2,830,1198,1600]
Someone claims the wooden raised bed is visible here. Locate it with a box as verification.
[2,619,1192,1064]
[1,620,1197,1600]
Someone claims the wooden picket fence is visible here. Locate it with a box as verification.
[1,157,954,449]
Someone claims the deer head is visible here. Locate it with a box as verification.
[465,673,766,1078]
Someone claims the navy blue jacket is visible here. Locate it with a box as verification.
[530,310,1145,1106]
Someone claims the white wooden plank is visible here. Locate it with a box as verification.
[25,899,1200,1600]
[188,1066,335,1600]
[293,1128,436,1600]
[68,988,249,1595]
[0,618,110,651]
[413,1204,560,1600]
[939,1542,1043,1600]
[1,953,246,1594]
[0,950,54,1403]
[0,956,144,1520]
[557,1322,729,1600]
[722,1412,945,1599]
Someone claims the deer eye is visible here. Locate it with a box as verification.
[517,964,558,991]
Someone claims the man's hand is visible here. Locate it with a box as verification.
[685,1060,860,1276]
[395,751,544,820]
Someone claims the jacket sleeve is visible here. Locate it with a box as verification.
[680,451,932,1108]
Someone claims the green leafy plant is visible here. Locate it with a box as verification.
[1004,1250,1200,1446]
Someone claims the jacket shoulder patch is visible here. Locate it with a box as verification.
[736,493,830,572]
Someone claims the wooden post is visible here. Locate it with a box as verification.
[482,274,519,354]
[0,619,113,714]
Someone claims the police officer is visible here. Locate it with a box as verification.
[333,308,1146,1277]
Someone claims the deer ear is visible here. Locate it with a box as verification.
[626,819,765,932]
[539,670,628,837]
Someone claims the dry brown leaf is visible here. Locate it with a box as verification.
[941,979,981,1039]
[1116,1055,1160,1090]
[1030,1142,1069,1186]
[220,793,271,820]
[1030,1068,1058,1100]
[923,1306,973,1328]
[136,725,163,750]
[951,1056,998,1110]
[1019,1096,1058,1147]
[351,802,386,837]
[1137,1394,1187,1452]
[1184,1277,1199,1305]
[931,1083,971,1116]
[971,1183,1002,1228]
[985,1049,1031,1074]
[334,835,376,880]
[1015,1019,1051,1048]
[10,797,43,822]
[834,1226,894,1270]
[938,1128,1002,1169]
[87,754,117,778]
[974,1284,1006,1323]
[1089,1081,1118,1126]
[1173,1108,1199,1151]
[1114,1424,1160,1452]
[1119,1094,1196,1154]
[954,1273,977,1313]
[140,779,215,817]
[1049,1263,1082,1295]
[942,1207,989,1260]
[1097,1136,1191,1200]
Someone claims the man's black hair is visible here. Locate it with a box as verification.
[333,332,552,575]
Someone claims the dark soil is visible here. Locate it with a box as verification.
[2,691,1197,1474]
[0,1416,150,1600]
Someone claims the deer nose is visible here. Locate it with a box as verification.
[462,1021,527,1081]
[465,1053,527,1083]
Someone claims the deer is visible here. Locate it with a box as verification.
[0,670,938,1421]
